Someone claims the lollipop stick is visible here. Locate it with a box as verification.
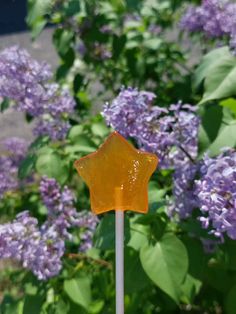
[115,209,124,314]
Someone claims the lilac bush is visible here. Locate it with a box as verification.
[4,0,234,310]
[0,46,75,140]
[181,0,236,54]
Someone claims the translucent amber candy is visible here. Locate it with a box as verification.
[74,132,158,215]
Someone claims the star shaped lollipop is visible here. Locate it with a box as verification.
[74,131,158,214]
[74,131,158,314]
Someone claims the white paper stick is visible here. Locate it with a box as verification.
[115,209,124,314]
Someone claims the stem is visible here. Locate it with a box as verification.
[116,210,124,314]
[178,145,196,164]
[66,253,112,269]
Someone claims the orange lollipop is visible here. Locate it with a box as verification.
[74,131,158,314]
[74,131,158,215]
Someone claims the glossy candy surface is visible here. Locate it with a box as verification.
[74,132,158,214]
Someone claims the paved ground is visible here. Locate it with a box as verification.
[0,29,58,144]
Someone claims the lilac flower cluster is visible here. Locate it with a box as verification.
[180,0,236,54]
[0,137,28,198]
[0,46,75,140]
[0,176,98,280]
[103,87,236,243]
[168,163,199,219]
[39,176,80,240]
[0,211,64,280]
[40,176,98,251]
[77,211,99,252]
[195,150,236,240]
[102,87,200,169]
[103,88,201,219]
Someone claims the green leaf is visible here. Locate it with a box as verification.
[18,154,37,180]
[148,181,166,204]
[27,0,52,27]
[64,277,91,310]
[125,247,150,293]
[220,98,236,117]
[91,122,109,138]
[68,302,86,314]
[199,105,236,155]
[0,98,10,113]
[112,34,126,60]
[201,105,223,143]
[68,125,84,140]
[23,294,45,314]
[36,152,68,184]
[94,213,130,250]
[180,274,202,304]
[225,284,236,314]
[88,300,104,314]
[223,239,236,271]
[55,299,70,314]
[140,233,188,303]
[53,29,75,58]
[195,46,236,104]
[143,38,162,50]
[67,134,97,153]
[198,104,223,153]
[193,46,230,90]
[30,18,47,39]
[63,0,81,17]
[206,264,231,292]
[128,219,149,251]
[73,73,84,94]
[125,0,141,10]
[1,296,22,314]
[208,123,236,156]
[181,237,205,280]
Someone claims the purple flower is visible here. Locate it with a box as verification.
[40,176,99,246]
[3,137,28,165]
[0,177,99,280]
[102,88,200,168]
[76,211,99,252]
[195,149,236,240]
[0,46,76,140]
[34,118,71,141]
[102,87,156,138]
[168,163,199,219]
[180,0,236,53]
[0,137,28,198]
[0,211,64,280]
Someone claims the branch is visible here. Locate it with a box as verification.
[178,145,196,164]
[66,253,112,270]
